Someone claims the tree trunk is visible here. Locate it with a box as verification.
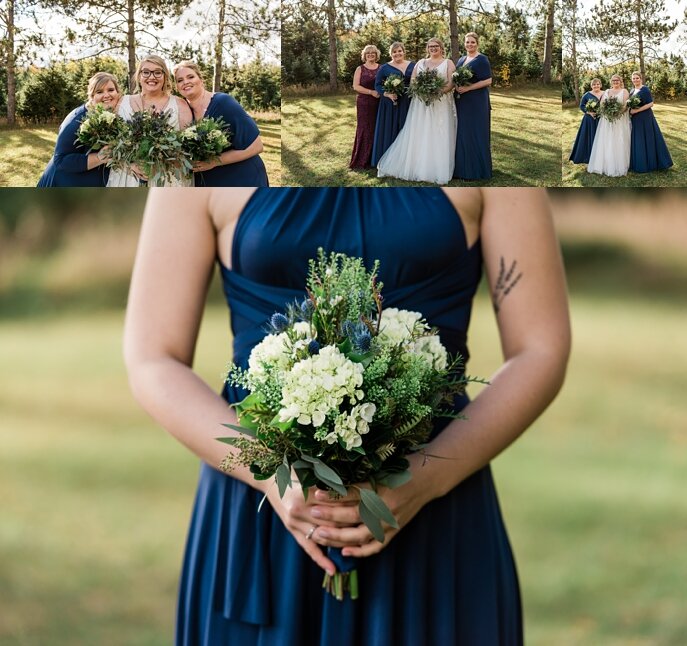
[636,2,644,77]
[7,0,16,124]
[327,0,337,92]
[213,0,226,92]
[542,0,555,83]
[448,0,459,60]
[127,0,137,92]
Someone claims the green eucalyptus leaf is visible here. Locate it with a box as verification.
[359,488,399,529]
[220,423,257,437]
[358,500,385,542]
[378,470,412,489]
[275,463,291,497]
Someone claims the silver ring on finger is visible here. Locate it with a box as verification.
[305,524,317,540]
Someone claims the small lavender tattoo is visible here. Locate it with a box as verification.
[493,257,523,313]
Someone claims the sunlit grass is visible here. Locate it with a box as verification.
[282,84,562,187]
[561,100,687,186]
[0,113,281,188]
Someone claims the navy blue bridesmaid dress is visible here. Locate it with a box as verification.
[37,105,109,187]
[569,91,601,164]
[629,86,673,173]
[370,61,416,166]
[193,93,269,187]
[453,54,492,180]
[176,188,522,646]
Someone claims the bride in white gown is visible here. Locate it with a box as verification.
[587,74,631,177]
[377,38,457,185]
[107,55,193,187]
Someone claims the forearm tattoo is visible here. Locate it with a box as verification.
[493,257,523,314]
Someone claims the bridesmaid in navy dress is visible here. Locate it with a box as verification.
[37,72,120,187]
[124,187,571,646]
[453,33,493,180]
[174,61,269,187]
[349,46,381,169]
[628,71,673,173]
[370,42,415,166]
[569,78,603,164]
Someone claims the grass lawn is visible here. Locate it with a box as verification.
[0,113,282,187]
[1,287,686,643]
[282,84,561,187]
[562,100,687,186]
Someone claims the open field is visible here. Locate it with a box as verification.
[1,201,686,644]
[282,84,561,187]
[0,113,282,187]
[562,101,687,187]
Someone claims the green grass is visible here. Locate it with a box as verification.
[562,100,687,186]
[1,293,686,644]
[0,113,282,187]
[282,84,562,186]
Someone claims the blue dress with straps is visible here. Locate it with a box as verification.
[176,188,522,645]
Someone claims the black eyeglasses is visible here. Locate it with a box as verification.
[140,69,164,79]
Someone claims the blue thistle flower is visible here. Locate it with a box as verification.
[308,340,320,355]
[342,320,354,337]
[352,330,371,353]
[300,298,315,320]
[270,313,289,332]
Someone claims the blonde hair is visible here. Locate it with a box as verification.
[173,60,205,85]
[86,72,121,106]
[361,45,381,62]
[590,78,602,86]
[426,38,444,57]
[135,55,172,94]
[465,32,479,44]
[389,42,405,56]
[631,71,642,80]
[610,74,622,83]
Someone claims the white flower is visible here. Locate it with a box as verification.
[412,335,448,370]
[247,321,313,385]
[100,110,116,123]
[324,402,376,450]
[377,308,424,346]
[181,126,198,140]
[278,346,364,428]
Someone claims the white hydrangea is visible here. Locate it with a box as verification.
[180,126,198,140]
[378,307,448,369]
[324,402,376,450]
[412,335,448,370]
[378,308,425,346]
[278,346,364,428]
[247,322,311,384]
[100,110,116,123]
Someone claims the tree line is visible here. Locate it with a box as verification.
[0,0,278,124]
[562,0,680,104]
[282,0,559,90]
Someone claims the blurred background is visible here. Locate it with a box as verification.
[1,189,685,645]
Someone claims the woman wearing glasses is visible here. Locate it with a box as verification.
[107,55,194,187]
[377,38,457,184]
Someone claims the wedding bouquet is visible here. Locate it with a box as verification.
[179,117,231,163]
[451,66,473,99]
[408,69,446,106]
[584,98,600,116]
[627,95,642,110]
[219,250,483,600]
[109,109,191,186]
[382,74,405,105]
[600,96,623,122]
[76,104,127,151]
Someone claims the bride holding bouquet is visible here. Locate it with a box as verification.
[377,38,456,184]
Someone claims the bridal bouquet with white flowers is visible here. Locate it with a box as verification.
[219,250,484,600]
[409,69,446,106]
[179,116,231,163]
[600,96,623,122]
[627,95,642,110]
[584,98,600,116]
[382,74,405,105]
[76,104,126,151]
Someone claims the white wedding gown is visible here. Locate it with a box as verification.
[377,58,457,185]
[587,89,631,177]
[107,94,191,187]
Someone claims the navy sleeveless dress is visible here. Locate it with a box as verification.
[176,188,522,645]
[453,54,493,180]
[193,93,269,187]
[569,91,601,164]
[629,86,673,173]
